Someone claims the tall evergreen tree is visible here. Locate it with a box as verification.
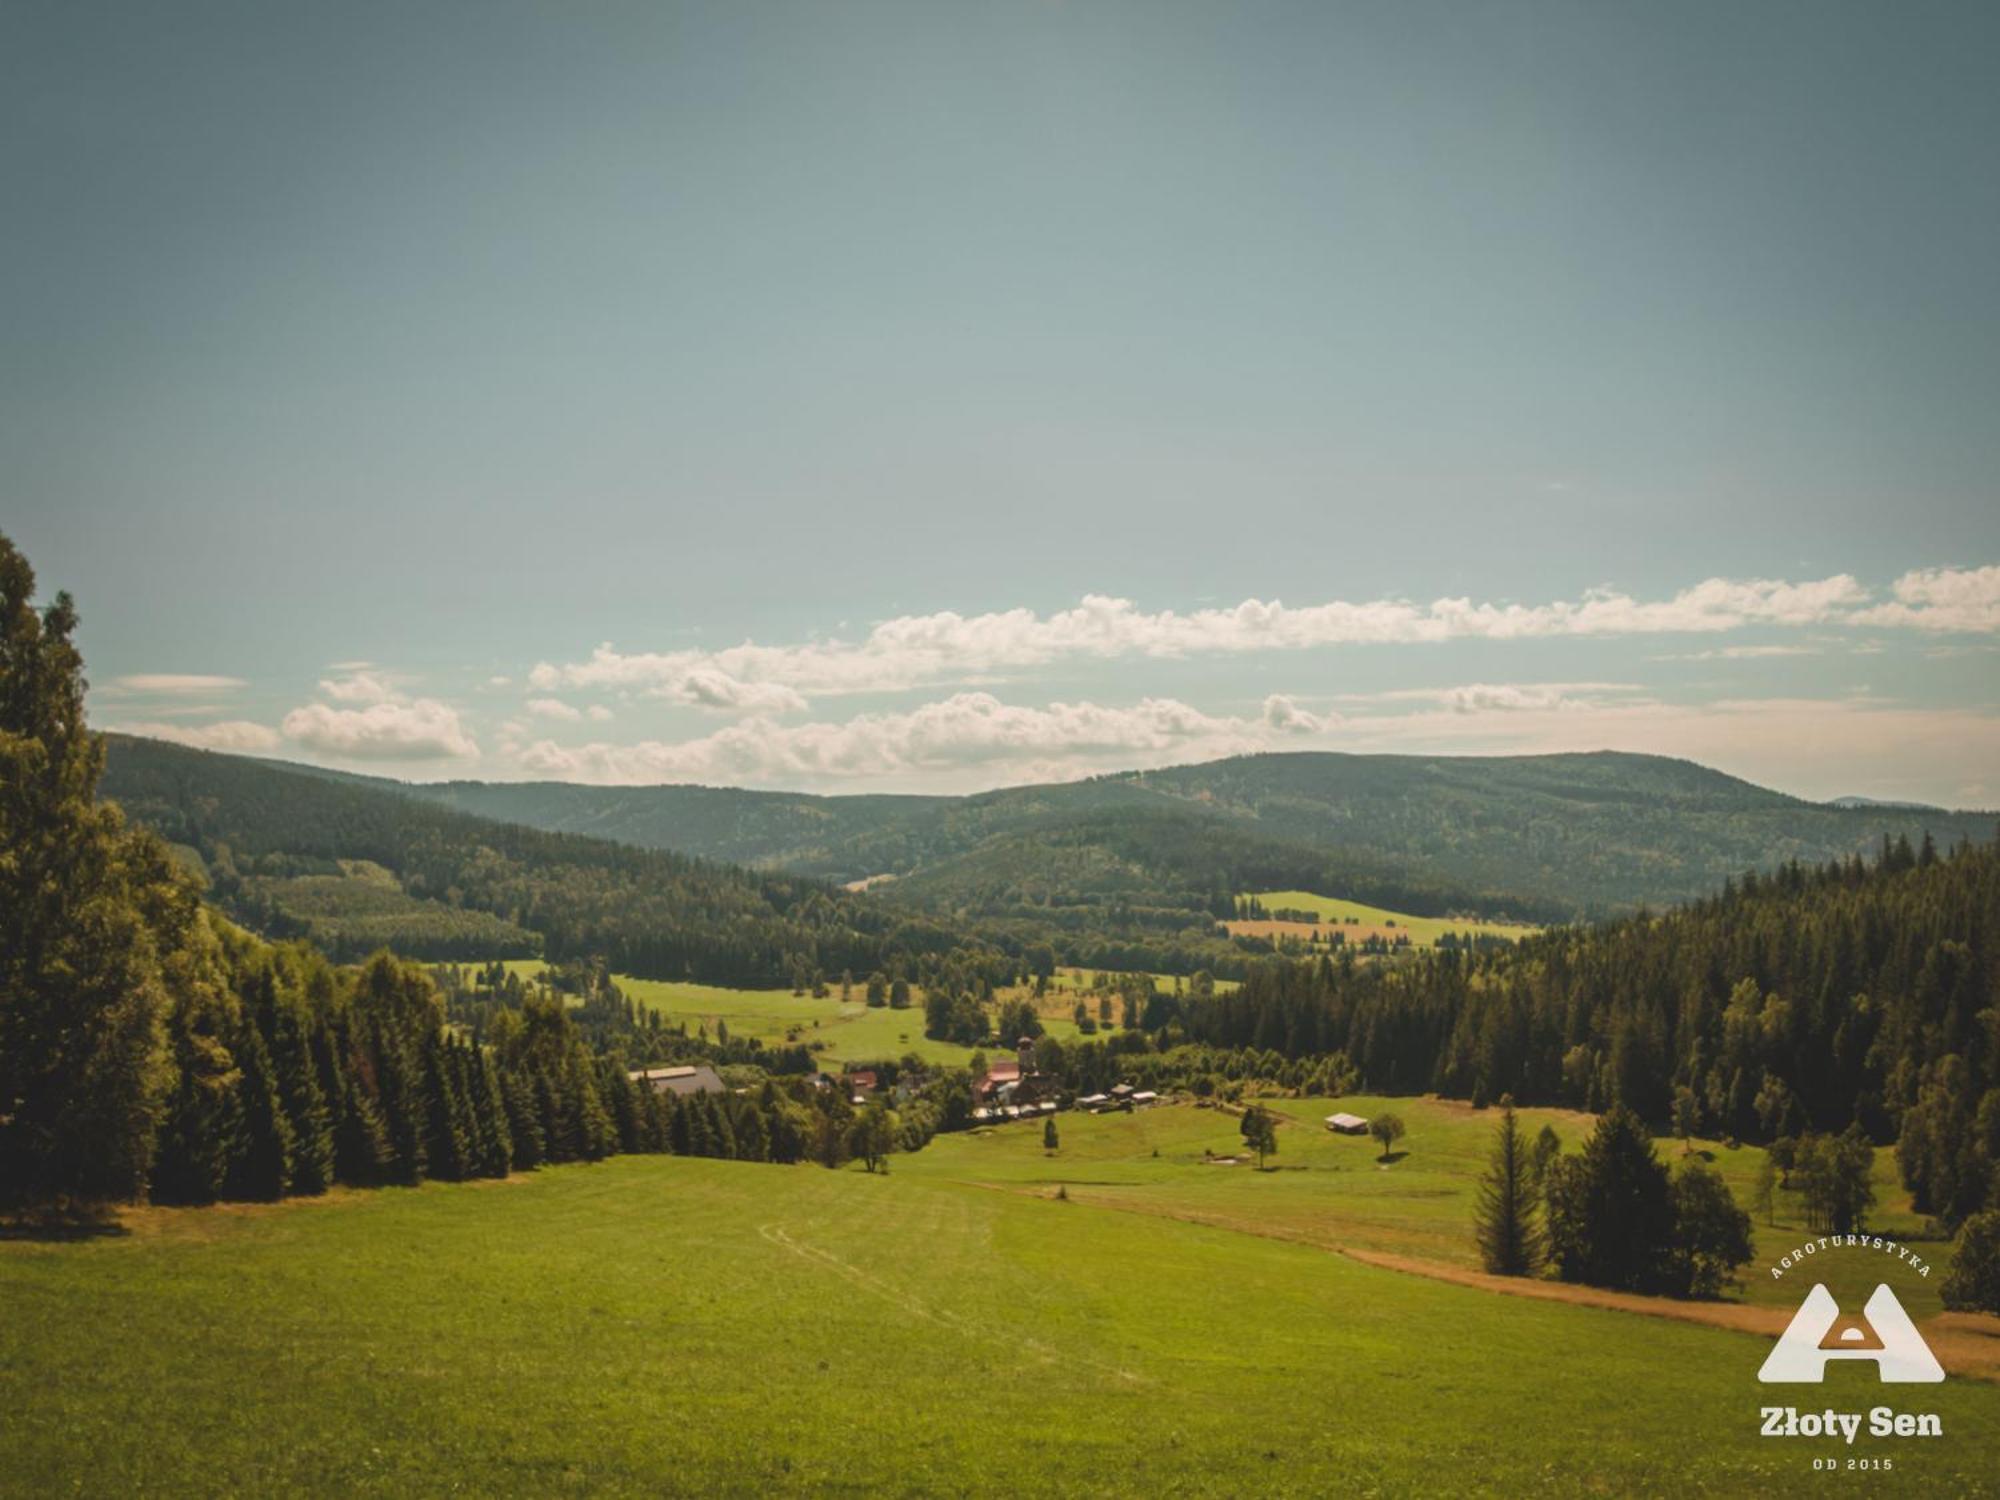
[0,533,176,1207]
[1475,1098,1543,1276]
[1545,1106,1677,1294]
[223,1009,293,1201]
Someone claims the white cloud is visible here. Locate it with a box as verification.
[317,670,405,705]
[525,570,1956,709]
[512,692,1270,786]
[586,704,613,722]
[671,668,809,715]
[1261,693,1329,734]
[113,719,282,753]
[1331,682,1645,713]
[1653,644,1820,662]
[486,674,513,689]
[111,673,248,693]
[525,697,582,722]
[282,699,480,761]
[1851,565,2000,633]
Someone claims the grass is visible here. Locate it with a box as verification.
[449,963,1139,1069]
[5,1098,1991,1496]
[910,1094,1965,1318]
[1236,889,1536,948]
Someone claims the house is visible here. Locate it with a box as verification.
[1077,1093,1110,1110]
[846,1068,880,1105]
[1325,1111,1370,1134]
[1130,1091,1158,1107]
[1108,1083,1135,1100]
[974,1059,1021,1102]
[628,1064,727,1097]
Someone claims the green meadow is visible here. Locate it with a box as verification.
[455,963,1119,1068]
[1241,890,1536,946]
[5,1098,1993,1497]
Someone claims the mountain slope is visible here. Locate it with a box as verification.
[98,735,965,985]
[394,750,1994,918]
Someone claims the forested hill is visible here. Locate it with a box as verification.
[395,749,1992,918]
[1169,830,2000,1229]
[98,735,982,988]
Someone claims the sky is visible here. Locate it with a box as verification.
[4,1,1997,804]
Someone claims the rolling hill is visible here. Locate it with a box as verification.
[399,750,1994,919]
[97,735,966,986]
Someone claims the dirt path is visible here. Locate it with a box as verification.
[1342,1247,2000,1382]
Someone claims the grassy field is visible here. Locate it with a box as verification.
[453,963,1138,1069]
[5,1098,1994,1496]
[1234,889,1536,948]
[910,1095,1967,1320]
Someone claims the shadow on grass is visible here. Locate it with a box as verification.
[0,1207,129,1241]
[1376,1151,1410,1165]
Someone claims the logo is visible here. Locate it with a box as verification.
[1759,1283,1944,1384]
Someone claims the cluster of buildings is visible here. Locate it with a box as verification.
[967,1038,1159,1125]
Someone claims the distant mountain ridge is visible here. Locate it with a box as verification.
[380,748,1990,919]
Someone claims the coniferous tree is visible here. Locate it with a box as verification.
[501,1068,546,1170]
[255,963,334,1196]
[0,533,177,1207]
[1545,1106,1677,1294]
[149,979,246,1206]
[468,1046,513,1177]
[1475,1098,1543,1276]
[224,1010,293,1200]
[421,1031,472,1182]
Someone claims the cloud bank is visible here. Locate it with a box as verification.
[526,567,1998,712]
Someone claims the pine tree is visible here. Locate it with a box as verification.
[468,1046,513,1177]
[421,1031,472,1182]
[149,978,246,1205]
[224,1009,293,1201]
[257,965,334,1196]
[1545,1106,1676,1293]
[1475,1097,1543,1276]
[500,1068,545,1170]
[0,533,176,1207]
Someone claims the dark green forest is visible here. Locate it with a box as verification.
[392,745,1994,919]
[103,734,1005,989]
[1152,834,2000,1228]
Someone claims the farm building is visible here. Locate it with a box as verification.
[628,1064,727,1098]
[1130,1091,1159,1107]
[1325,1111,1369,1134]
[973,1059,1021,1101]
[845,1069,879,1104]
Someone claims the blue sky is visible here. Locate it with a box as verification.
[5,2,1996,802]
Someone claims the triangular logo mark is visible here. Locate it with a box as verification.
[1760,1284,1944,1383]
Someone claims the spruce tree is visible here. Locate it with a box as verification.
[500,1068,546,1170]
[1475,1097,1543,1276]
[223,1010,293,1201]
[421,1031,472,1182]
[0,533,176,1207]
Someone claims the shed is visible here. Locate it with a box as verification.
[1325,1111,1370,1134]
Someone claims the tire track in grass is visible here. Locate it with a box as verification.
[755,1221,1146,1386]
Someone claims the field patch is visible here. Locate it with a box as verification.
[1231,889,1536,949]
